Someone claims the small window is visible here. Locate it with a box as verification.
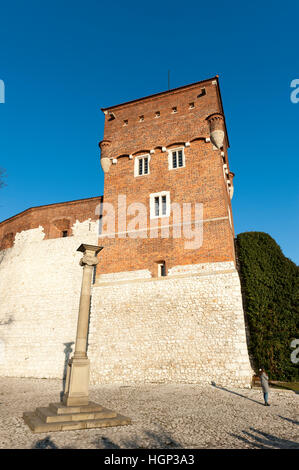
[123,119,128,126]
[197,88,206,98]
[172,107,177,113]
[62,230,68,237]
[139,115,144,122]
[158,261,166,277]
[134,154,150,177]
[189,102,195,109]
[150,191,170,218]
[169,148,185,170]
[155,111,160,118]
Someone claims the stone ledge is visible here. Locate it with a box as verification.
[23,411,131,433]
[94,269,237,287]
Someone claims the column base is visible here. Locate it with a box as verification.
[23,401,131,433]
[62,356,90,407]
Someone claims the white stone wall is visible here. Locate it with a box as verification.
[89,264,254,388]
[0,223,253,388]
[0,220,98,379]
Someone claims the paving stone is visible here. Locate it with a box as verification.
[0,377,298,449]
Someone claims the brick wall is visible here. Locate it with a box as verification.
[0,196,102,250]
[97,77,235,276]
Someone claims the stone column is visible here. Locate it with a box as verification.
[63,244,103,406]
[23,242,131,431]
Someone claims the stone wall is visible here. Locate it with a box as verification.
[0,226,253,388]
[89,262,253,388]
[0,220,98,378]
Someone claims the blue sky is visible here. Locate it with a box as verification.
[0,0,298,263]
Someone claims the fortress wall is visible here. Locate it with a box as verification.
[89,262,253,388]
[0,220,98,379]
[0,196,102,249]
[0,231,253,388]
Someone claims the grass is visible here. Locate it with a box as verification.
[269,382,299,392]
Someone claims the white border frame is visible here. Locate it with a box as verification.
[168,147,185,170]
[149,191,171,219]
[134,154,151,177]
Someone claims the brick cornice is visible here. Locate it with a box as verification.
[0,195,103,226]
[101,76,219,113]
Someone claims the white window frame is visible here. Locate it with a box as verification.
[168,147,185,170]
[149,191,171,219]
[134,154,151,177]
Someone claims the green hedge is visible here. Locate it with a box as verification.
[236,232,299,381]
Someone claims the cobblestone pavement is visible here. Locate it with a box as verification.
[0,377,298,449]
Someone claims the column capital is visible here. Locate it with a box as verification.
[77,244,103,267]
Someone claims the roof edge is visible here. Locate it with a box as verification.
[101,76,219,112]
[0,195,103,226]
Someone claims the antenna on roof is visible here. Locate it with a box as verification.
[168,70,170,90]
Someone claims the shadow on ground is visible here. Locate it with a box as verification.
[230,427,299,449]
[31,429,182,450]
[32,437,59,449]
[92,429,182,449]
[278,415,299,426]
[211,382,264,406]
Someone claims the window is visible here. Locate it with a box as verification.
[172,106,177,113]
[155,111,160,118]
[150,191,170,218]
[168,147,185,170]
[157,261,166,277]
[134,154,150,176]
[197,87,206,98]
[123,119,128,126]
[62,230,68,237]
[189,102,195,109]
[139,115,144,122]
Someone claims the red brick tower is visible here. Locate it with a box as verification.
[89,77,252,388]
[97,76,235,278]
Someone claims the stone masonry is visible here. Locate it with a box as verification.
[89,262,253,388]
[0,219,98,379]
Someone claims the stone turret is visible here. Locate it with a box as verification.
[99,139,112,173]
[206,113,226,149]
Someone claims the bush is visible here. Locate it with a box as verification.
[236,232,299,381]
